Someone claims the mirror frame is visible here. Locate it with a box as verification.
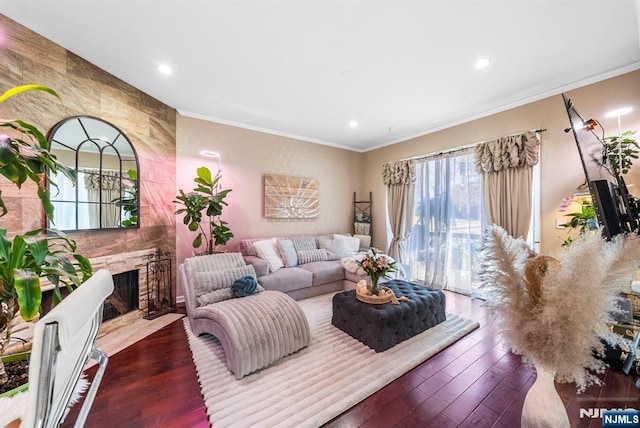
[46,115,140,232]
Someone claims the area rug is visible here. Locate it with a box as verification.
[184,292,479,428]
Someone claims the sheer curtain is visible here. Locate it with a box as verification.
[407,148,485,295]
[84,170,121,228]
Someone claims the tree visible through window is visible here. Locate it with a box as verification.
[407,148,485,295]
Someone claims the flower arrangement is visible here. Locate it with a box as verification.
[480,225,640,392]
[356,248,396,295]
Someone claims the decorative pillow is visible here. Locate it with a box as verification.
[277,239,298,267]
[191,265,257,304]
[197,288,234,306]
[253,238,284,273]
[354,234,372,250]
[291,235,317,252]
[231,275,262,297]
[197,283,265,305]
[318,238,349,260]
[332,234,360,256]
[297,248,329,264]
[184,252,245,274]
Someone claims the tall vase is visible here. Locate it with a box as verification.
[369,276,380,295]
[521,363,569,428]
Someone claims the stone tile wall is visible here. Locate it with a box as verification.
[0,15,177,299]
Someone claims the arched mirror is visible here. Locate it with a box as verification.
[47,116,140,231]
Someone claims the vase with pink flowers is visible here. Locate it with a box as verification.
[356,248,397,296]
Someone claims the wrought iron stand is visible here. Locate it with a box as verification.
[144,249,176,320]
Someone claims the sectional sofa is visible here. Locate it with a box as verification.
[238,233,371,300]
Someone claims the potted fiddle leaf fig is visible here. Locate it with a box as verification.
[560,199,597,247]
[0,84,92,392]
[602,130,639,176]
[112,169,138,227]
[175,166,233,254]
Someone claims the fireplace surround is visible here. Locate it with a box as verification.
[87,248,160,316]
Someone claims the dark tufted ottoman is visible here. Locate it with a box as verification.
[331,280,446,352]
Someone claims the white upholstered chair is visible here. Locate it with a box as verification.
[21,269,114,428]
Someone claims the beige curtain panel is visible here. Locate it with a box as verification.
[383,160,416,263]
[474,131,540,238]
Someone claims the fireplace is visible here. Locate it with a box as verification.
[40,248,175,323]
[102,270,139,322]
[86,248,174,321]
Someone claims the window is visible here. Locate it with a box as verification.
[406,148,485,295]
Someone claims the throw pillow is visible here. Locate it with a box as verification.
[197,288,234,306]
[231,275,263,297]
[184,252,245,274]
[192,266,256,297]
[332,234,360,256]
[297,248,329,264]
[197,282,265,305]
[277,239,298,267]
[318,238,349,260]
[253,238,285,273]
[354,234,372,250]
[291,235,317,252]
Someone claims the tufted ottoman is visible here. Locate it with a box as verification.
[331,280,446,352]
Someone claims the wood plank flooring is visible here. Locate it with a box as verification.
[63,291,639,427]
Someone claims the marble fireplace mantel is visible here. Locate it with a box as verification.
[87,248,158,314]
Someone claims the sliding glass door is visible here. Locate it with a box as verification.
[406,148,485,295]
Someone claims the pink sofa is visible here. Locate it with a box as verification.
[239,234,370,300]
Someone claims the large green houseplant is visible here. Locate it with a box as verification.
[0,85,92,389]
[602,130,639,176]
[560,199,597,247]
[175,166,233,254]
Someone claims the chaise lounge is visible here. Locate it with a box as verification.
[179,252,311,379]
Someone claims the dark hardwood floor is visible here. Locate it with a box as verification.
[63,291,639,427]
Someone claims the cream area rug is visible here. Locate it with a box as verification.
[184,292,480,428]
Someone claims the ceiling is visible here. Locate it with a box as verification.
[2,1,640,152]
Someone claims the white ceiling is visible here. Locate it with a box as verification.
[2,0,640,152]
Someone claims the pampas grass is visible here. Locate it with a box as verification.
[481,225,640,392]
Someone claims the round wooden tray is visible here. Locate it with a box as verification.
[356,286,393,304]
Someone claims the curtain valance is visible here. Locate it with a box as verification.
[382,159,416,185]
[474,131,539,173]
[84,169,122,191]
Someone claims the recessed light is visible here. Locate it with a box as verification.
[158,64,173,75]
[200,150,220,158]
[475,58,490,69]
[605,107,632,118]
[349,121,358,128]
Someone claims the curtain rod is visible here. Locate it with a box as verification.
[398,128,547,163]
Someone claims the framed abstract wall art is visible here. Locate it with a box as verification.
[264,174,319,219]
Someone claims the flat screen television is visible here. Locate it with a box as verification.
[562,94,640,239]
